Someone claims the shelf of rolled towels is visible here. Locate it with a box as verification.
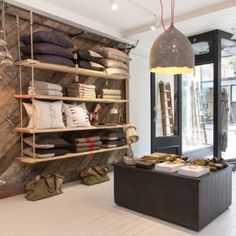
[20,30,130,79]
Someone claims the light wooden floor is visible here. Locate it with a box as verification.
[0,172,235,236]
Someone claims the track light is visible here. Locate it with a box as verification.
[111,0,118,11]
[231,28,236,40]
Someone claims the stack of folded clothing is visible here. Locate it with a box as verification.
[67,83,96,98]
[101,131,126,148]
[23,134,70,158]
[70,136,102,152]
[101,89,121,100]
[95,47,130,79]
[28,80,63,96]
[74,49,105,71]
[21,31,74,67]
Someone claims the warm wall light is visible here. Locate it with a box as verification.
[111,0,119,11]
[149,0,194,75]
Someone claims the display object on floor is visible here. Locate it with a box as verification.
[80,166,110,185]
[25,174,64,201]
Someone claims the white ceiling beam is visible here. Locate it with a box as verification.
[122,0,236,38]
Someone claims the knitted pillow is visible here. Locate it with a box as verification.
[76,49,103,62]
[21,43,73,59]
[96,47,130,63]
[98,58,128,71]
[63,103,91,127]
[21,31,73,48]
[79,60,104,71]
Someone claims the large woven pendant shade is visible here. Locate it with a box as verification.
[150,26,194,74]
[150,0,194,75]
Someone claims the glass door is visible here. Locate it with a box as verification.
[221,37,236,160]
[182,64,214,157]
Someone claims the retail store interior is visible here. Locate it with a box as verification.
[0,0,236,236]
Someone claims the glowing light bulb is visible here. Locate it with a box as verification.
[111,0,118,11]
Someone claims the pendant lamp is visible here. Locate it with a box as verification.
[150,0,194,75]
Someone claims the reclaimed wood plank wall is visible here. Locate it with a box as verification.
[0,3,128,199]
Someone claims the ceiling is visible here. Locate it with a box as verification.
[7,0,236,51]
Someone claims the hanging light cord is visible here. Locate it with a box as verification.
[160,0,175,32]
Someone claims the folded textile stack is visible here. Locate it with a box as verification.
[70,136,102,152]
[101,131,126,148]
[21,31,74,67]
[95,47,130,79]
[101,89,121,100]
[67,83,96,98]
[23,134,70,158]
[74,49,105,71]
[28,80,63,96]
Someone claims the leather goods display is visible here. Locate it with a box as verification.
[25,174,64,201]
[135,160,154,169]
[80,166,110,185]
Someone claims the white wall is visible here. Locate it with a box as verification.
[129,47,151,157]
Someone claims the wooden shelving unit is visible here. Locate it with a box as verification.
[16,145,128,164]
[14,94,129,104]
[15,59,128,80]
[15,124,124,134]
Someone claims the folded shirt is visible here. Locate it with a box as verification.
[72,146,100,153]
[102,95,121,100]
[72,141,102,148]
[30,81,63,91]
[72,136,101,144]
[78,83,96,89]
[102,89,121,95]
[28,87,63,96]
[101,132,125,141]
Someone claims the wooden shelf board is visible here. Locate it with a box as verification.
[15,59,128,80]
[16,145,128,164]
[15,124,124,134]
[14,94,129,103]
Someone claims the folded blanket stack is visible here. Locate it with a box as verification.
[101,132,126,148]
[28,81,63,96]
[23,134,71,158]
[21,30,74,67]
[101,89,121,100]
[70,136,102,152]
[67,83,96,98]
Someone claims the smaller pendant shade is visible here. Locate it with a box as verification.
[150,26,194,74]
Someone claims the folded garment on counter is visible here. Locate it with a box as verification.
[73,136,101,144]
[24,147,70,158]
[72,141,102,148]
[30,81,62,91]
[28,87,63,96]
[72,146,100,153]
[102,89,121,96]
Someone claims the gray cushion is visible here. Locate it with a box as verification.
[21,43,73,59]
[22,54,74,67]
[21,31,73,48]
[76,49,103,62]
[79,60,104,71]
